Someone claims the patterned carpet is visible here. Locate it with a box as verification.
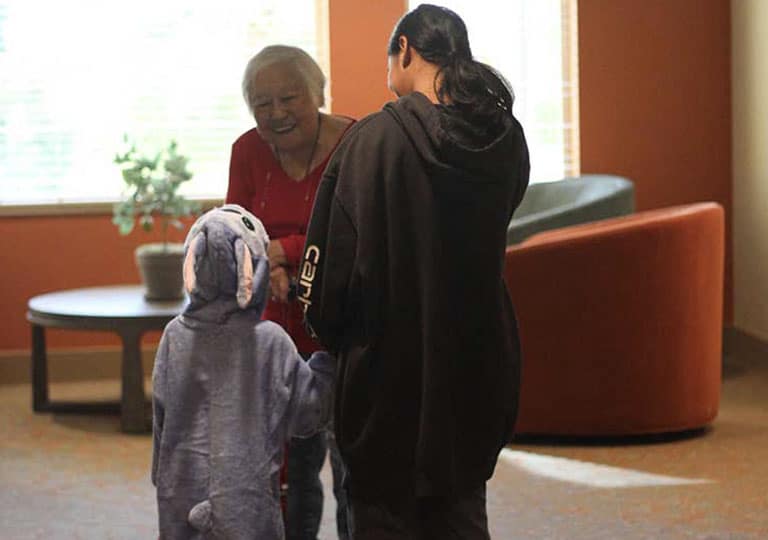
[1,345,767,539]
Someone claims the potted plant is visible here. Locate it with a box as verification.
[113,137,201,300]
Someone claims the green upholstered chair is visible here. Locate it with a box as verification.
[507,175,635,245]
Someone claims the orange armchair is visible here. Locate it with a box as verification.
[504,203,724,436]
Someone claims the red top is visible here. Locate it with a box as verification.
[226,124,352,353]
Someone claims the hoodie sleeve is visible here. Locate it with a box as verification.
[298,169,357,352]
[298,117,394,352]
[285,350,337,438]
[151,330,170,487]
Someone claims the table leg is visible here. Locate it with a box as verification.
[119,328,148,433]
[31,324,49,411]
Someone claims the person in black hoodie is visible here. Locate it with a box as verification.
[298,4,530,538]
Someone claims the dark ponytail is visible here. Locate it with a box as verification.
[388,4,514,123]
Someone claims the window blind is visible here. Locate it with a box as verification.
[0,0,328,206]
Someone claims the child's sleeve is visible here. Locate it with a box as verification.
[285,350,336,438]
[151,331,170,487]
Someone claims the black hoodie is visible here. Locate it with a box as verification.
[299,91,530,501]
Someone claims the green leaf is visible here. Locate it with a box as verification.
[119,222,135,235]
[140,215,154,231]
[113,137,197,237]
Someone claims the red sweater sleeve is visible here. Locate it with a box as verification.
[226,140,252,207]
[279,234,306,267]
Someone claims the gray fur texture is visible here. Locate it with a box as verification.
[151,204,335,539]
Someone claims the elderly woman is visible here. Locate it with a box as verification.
[226,45,353,540]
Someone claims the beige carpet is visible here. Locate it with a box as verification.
[1,346,766,539]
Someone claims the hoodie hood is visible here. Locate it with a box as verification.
[383,92,527,184]
[180,204,271,324]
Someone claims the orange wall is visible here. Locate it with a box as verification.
[1,0,734,353]
[0,215,191,350]
[578,0,733,323]
[328,0,405,117]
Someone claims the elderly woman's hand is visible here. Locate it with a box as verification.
[269,266,291,303]
[267,239,287,269]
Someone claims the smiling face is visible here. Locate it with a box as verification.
[250,62,320,153]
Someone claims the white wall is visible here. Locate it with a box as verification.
[732,0,768,341]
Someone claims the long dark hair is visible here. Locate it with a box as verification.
[388,4,514,122]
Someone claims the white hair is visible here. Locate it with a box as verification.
[242,45,326,114]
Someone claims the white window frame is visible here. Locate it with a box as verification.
[407,0,580,184]
[0,0,330,216]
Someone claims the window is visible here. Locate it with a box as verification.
[408,0,580,183]
[0,0,329,207]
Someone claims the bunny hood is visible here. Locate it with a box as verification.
[181,204,270,323]
[151,205,336,539]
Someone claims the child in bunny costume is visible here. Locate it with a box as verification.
[151,204,335,539]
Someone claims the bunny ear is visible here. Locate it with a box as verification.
[235,238,270,309]
[183,231,206,295]
[234,238,253,308]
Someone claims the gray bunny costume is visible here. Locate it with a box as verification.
[151,204,335,539]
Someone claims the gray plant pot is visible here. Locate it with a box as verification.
[135,243,185,301]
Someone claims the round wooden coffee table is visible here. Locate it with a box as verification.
[27,285,187,433]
